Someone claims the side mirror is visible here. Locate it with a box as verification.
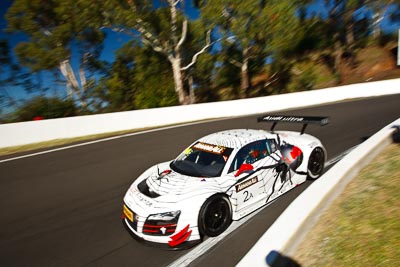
[235,163,254,177]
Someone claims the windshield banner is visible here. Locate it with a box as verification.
[193,142,226,155]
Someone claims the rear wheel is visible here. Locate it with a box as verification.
[198,194,232,237]
[307,147,325,180]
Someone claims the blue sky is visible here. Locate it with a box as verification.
[0,0,201,113]
[1,0,399,114]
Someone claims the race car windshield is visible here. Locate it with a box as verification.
[170,142,233,177]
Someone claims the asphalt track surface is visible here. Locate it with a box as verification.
[1,94,400,267]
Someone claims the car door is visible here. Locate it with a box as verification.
[228,139,281,213]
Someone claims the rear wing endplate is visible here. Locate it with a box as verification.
[257,115,329,134]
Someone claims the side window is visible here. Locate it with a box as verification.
[229,139,275,173]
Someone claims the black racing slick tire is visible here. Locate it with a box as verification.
[198,194,232,237]
[307,147,325,180]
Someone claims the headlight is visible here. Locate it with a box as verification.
[143,211,181,236]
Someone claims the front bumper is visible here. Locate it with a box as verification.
[122,218,201,250]
[122,203,201,250]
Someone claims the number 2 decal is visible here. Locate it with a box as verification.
[243,191,254,202]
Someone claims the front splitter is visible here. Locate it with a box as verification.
[122,219,201,251]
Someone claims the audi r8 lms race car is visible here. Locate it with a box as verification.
[122,115,329,249]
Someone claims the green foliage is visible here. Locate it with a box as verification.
[4,0,400,115]
[132,46,177,108]
[287,64,317,92]
[199,0,303,97]
[191,52,219,102]
[0,39,46,114]
[6,0,107,108]
[91,42,177,112]
[15,96,78,122]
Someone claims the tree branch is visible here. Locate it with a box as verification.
[79,52,89,89]
[264,72,279,88]
[172,0,182,7]
[108,22,167,54]
[176,19,188,51]
[181,30,219,71]
[228,58,243,68]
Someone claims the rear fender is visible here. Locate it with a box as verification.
[276,131,326,173]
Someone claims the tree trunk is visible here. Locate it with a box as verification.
[345,22,355,48]
[333,34,343,84]
[79,53,89,106]
[59,60,87,108]
[170,57,190,105]
[240,57,250,98]
[372,11,382,40]
[188,75,196,104]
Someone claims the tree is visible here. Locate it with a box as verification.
[0,39,15,112]
[101,0,217,105]
[14,96,78,122]
[199,0,301,98]
[367,0,400,39]
[0,39,45,115]
[92,41,177,112]
[6,0,106,109]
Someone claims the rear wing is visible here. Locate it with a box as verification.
[257,115,329,134]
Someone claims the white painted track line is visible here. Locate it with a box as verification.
[0,119,227,163]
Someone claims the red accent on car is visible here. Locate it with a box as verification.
[168,224,192,247]
[161,170,171,176]
[121,214,127,219]
[235,163,254,177]
[282,145,303,164]
[142,223,177,234]
[290,146,302,159]
[143,223,177,228]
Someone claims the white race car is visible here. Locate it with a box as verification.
[122,115,328,249]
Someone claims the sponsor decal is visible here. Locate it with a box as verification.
[130,188,153,207]
[168,224,192,247]
[184,147,193,155]
[193,142,226,155]
[320,118,329,125]
[263,115,304,123]
[235,176,259,192]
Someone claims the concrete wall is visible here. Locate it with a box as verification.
[1,78,400,148]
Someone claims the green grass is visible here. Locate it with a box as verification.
[295,144,400,267]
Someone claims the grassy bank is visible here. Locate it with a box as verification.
[295,143,400,266]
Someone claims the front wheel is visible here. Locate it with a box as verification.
[307,147,325,180]
[198,194,232,237]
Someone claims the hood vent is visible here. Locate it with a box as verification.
[137,179,160,198]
